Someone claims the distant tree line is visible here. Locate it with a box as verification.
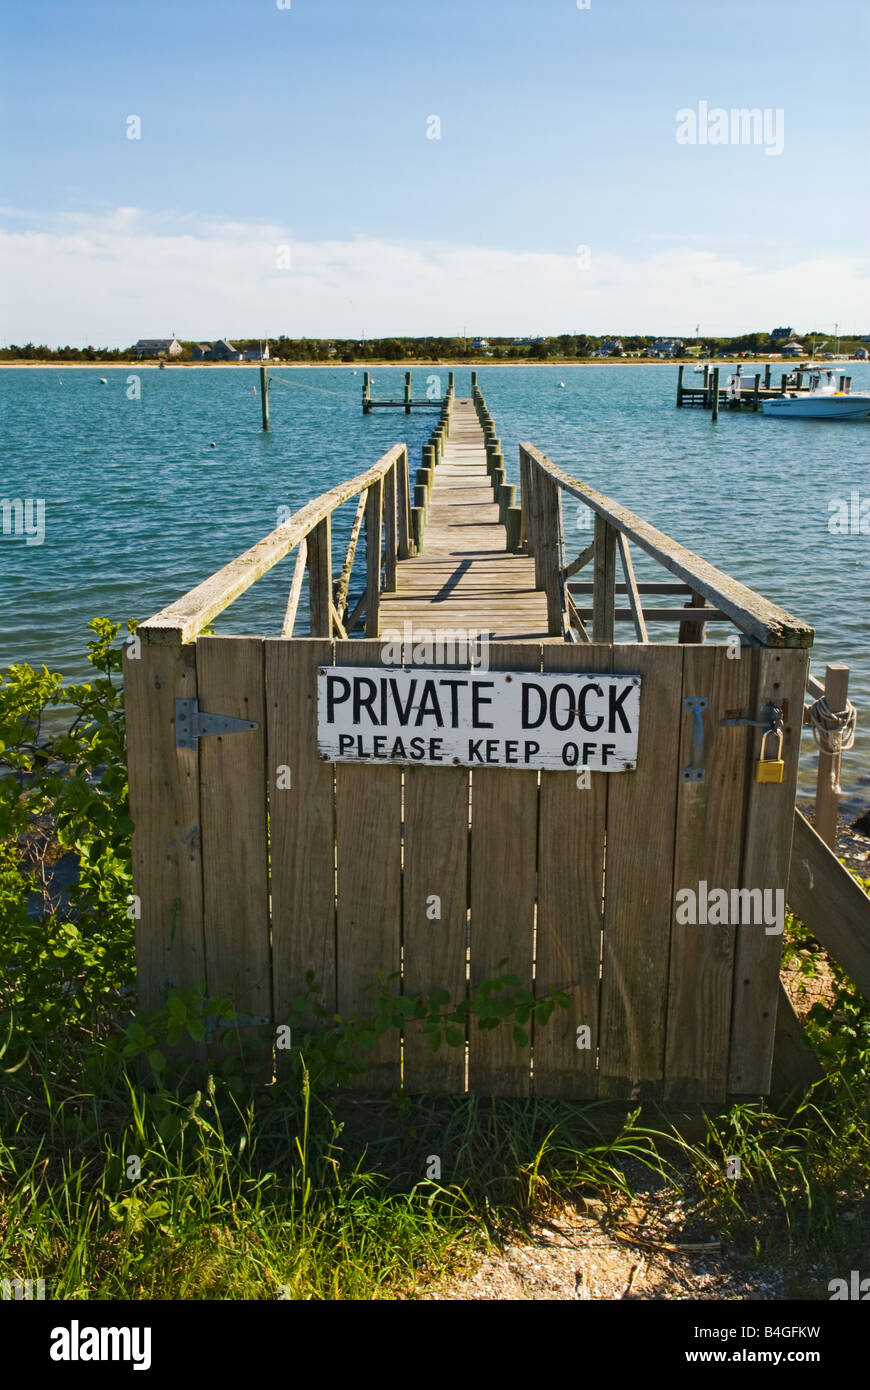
[1,332,866,362]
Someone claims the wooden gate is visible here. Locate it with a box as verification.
[126,629,807,1103]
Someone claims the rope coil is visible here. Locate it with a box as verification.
[806,694,857,794]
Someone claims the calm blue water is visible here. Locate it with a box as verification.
[1,364,868,807]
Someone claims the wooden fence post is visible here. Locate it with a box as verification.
[814,663,850,849]
[592,514,616,643]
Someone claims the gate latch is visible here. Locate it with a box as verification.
[720,703,782,732]
[175,698,259,750]
[681,696,708,782]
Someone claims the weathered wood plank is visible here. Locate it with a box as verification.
[535,644,611,1097]
[665,645,752,1103]
[599,645,683,1099]
[468,643,541,1097]
[334,639,402,1090]
[266,639,337,1030]
[788,809,870,1001]
[125,641,206,1023]
[402,761,469,1094]
[769,980,824,1101]
[617,533,648,643]
[728,647,810,1093]
[197,637,270,1025]
[281,540,307,639]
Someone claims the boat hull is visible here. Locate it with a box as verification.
[761,395,870,420]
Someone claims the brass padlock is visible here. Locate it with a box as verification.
[755,727,785,783]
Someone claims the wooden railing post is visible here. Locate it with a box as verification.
[814,663,850,849]
[539,474,564,636]
[365,478,383,637]
[397,445,411,559]
[592,514,616,643]
[307,516,333,636]
[383,461,397,593]
[678,589,707,644]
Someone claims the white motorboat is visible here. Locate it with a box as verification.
[762,371,870,420]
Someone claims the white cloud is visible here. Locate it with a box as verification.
[1,207,868,344]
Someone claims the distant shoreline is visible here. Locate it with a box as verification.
[0,357,809,370]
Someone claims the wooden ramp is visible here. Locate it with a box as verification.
[379,400,549,640]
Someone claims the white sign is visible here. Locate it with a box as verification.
[317,667,641,771]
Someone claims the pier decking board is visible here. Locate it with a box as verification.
[380,400,551,640]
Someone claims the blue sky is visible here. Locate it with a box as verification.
[2,0,869,342]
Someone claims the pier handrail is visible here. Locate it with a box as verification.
[519,441,814,649]
[140,443,411,644]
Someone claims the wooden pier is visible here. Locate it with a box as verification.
[363,369,449,414]
[126,375,869,1106]
[380,397,548,639]
[676,362,855,417]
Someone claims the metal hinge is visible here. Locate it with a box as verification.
[175,698,259,750]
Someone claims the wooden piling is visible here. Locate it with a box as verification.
[711,366,720,421]
[471,370,478,388]
[676,363,684,407]
[498,482,516,526]
[815,664,850,849]
[764,363,771,389]
[363,371,371,414]
[411,506,424,554]
[404,371,412,415]
[260,365,269,431]
[752,374,761,411]
[505,506,523,553]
